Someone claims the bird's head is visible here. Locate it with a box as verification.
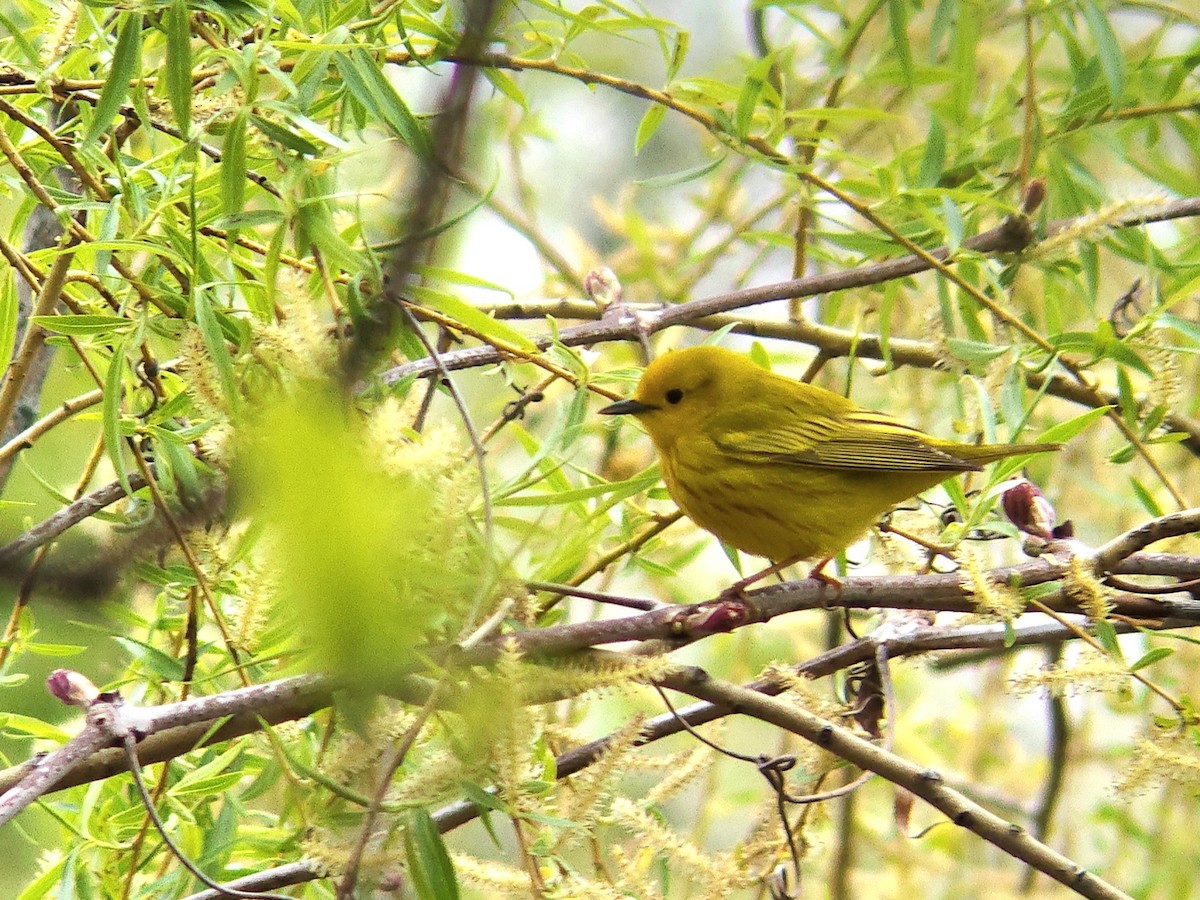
[599,346,758,448]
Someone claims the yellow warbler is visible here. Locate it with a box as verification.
[600,346,1059,566]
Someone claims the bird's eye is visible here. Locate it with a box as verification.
[665,388,684,405]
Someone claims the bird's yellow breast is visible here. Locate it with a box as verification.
[659,434,949,562]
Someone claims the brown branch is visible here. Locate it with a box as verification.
[1093,508,1200,574]
[660,667,1132,900]
[0,475,148,568]
[378,196,1200,456]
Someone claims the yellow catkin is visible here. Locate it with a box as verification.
[609,798,731,887]
[1029,195,1170,260]
[559,715,647,824]
[1064,555,1114,621]
[1114,731,1200,796]
[643,742,712,807]
[450,853,530,894]
[1008,647,1128,698]
[1146,326,1183,411]
[40,0,80,66]
[960,549,1025,622]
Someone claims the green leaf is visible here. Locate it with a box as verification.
[408,286,536,351]
[403,808,460,900]
[0,276,17,367]
[85,13,144,145]
[734,53,774,139]
[1129,646,1173,672]
[1129,477,1164,518]
[15,853,65,900]
[162,0,192,135]
[31,315,135,336]
[1081,0,1126,107]
[941,195,964,252]
[221,110,248,222]
[948,0,979,121]
[496,467,660,507]
[249,113,320,156]
[944,337,1009,366]
[412,266,514,298]
[113,636,186,680]
[666,30,689,80]
[171,772,246,796]
[26,641,86,657]
[335,48,431,158]
[482,68,527,109]
[635,104,666,154]
[636,153,726,188]
[887,0,913,86]
[917,117,945,188]
[0,713,70,743]
[457,780,508,812]
[103,339,132,496]
[1093,618,1122,659]
[1035,405,1111,444]
[193,290,238,412]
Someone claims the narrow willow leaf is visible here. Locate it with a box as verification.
[260,223,287,321]
[734,53,774,139]
[0,277,17,366]
[249,113,319,156]
[153,429,203,501]
[113,636,186,681]
[0,713,70,743]
[335,48,431,158]
[31,315,135,336]
[408,286,536,351]
[887,0,913,85]
[193,290,238,411]
[1034,405,1111,444]
[163,0,192,135]
[85,13,144,144]
[1094,618,1122,658]
[941,195,964,251]
[412,266,514,297]
[0,10,39,64]
[1081,0,1126,106]
[482,68,527,108]
[948,1,978,122]
[666,29,689,81]
[495,467,660,507]
[879,282,896,369]
[636,153,726,188]
[1116,365,1136,428]
[1129,646,1173,672]
[1128,477,1163,517]
[916,117,945,187]
[103,339,132,496]
[635,104,666,154]
[403,808,460,900]
[221,110,248,221]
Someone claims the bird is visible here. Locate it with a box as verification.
[599,345,1060,582]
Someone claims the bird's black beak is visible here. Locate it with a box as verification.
[599,398,657,415]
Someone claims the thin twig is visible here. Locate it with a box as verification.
[660,666,1132,900]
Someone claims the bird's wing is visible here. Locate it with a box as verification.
[714,410,981,472]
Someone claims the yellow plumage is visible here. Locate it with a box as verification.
[600,346,1059,563]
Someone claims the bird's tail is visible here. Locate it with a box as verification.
[957,442,1062,465]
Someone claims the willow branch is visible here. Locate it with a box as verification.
[660,667,1132,900]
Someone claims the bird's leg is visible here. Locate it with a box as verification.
[718,554,805,599]
[808,555,845,608]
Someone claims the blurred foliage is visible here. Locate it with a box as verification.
[0,0,1196,897]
